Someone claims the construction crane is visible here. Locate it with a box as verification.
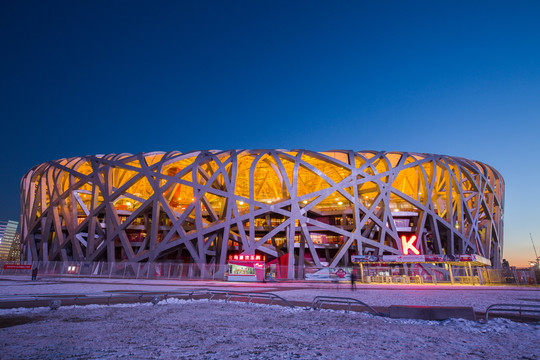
[530,233,539,268]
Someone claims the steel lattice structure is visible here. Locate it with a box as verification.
[21,150,504,278]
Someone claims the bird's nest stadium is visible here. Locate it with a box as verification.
[20,150,504,280]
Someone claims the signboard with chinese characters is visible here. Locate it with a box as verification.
[458,254,473,262]
[352,254,492,266]
[351,255,379,263]
[381,255,426,263]
[424,255,443,262]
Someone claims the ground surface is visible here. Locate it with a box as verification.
[1,300,539,360]
[0,276,539,359]
[0,276,538,312]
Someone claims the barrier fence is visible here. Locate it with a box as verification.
[1,261,538,286]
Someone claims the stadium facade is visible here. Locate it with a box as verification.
[20,150,504,278]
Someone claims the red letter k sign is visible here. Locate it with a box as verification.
[401,235,420,255]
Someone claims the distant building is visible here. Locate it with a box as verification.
[7,232,21,261]
[0,220,19,261]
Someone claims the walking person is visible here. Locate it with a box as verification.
[31,267,38,281]
[350,271,357,291]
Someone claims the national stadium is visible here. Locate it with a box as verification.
[20,150,504,280]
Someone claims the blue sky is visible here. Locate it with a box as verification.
[1,1,539,266]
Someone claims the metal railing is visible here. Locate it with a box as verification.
[206,289,294,307]
[484,303,540,322]
[2,261,538,286]
[310,296,387,316]
[103,288,295,307]
[0,288,295,309]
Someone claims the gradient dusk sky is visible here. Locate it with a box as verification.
[1,1,539,266]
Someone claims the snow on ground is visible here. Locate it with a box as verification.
[0,276,538,312]
[1,299,539,360]
[277,286,540,312]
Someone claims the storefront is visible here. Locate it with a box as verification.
[351,254,491,285]
[227,254,266,282]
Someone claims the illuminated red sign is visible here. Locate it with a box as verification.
[401,235,420,255]
[3,264,32,270]
[228,254,265,261]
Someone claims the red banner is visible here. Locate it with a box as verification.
[3,264,32,269]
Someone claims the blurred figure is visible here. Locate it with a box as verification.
[31,267,38,281]
[350,271,357,291]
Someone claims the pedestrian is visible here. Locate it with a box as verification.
[350,271,356,291]
[333,275,339,290]
[31,267,38,281]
